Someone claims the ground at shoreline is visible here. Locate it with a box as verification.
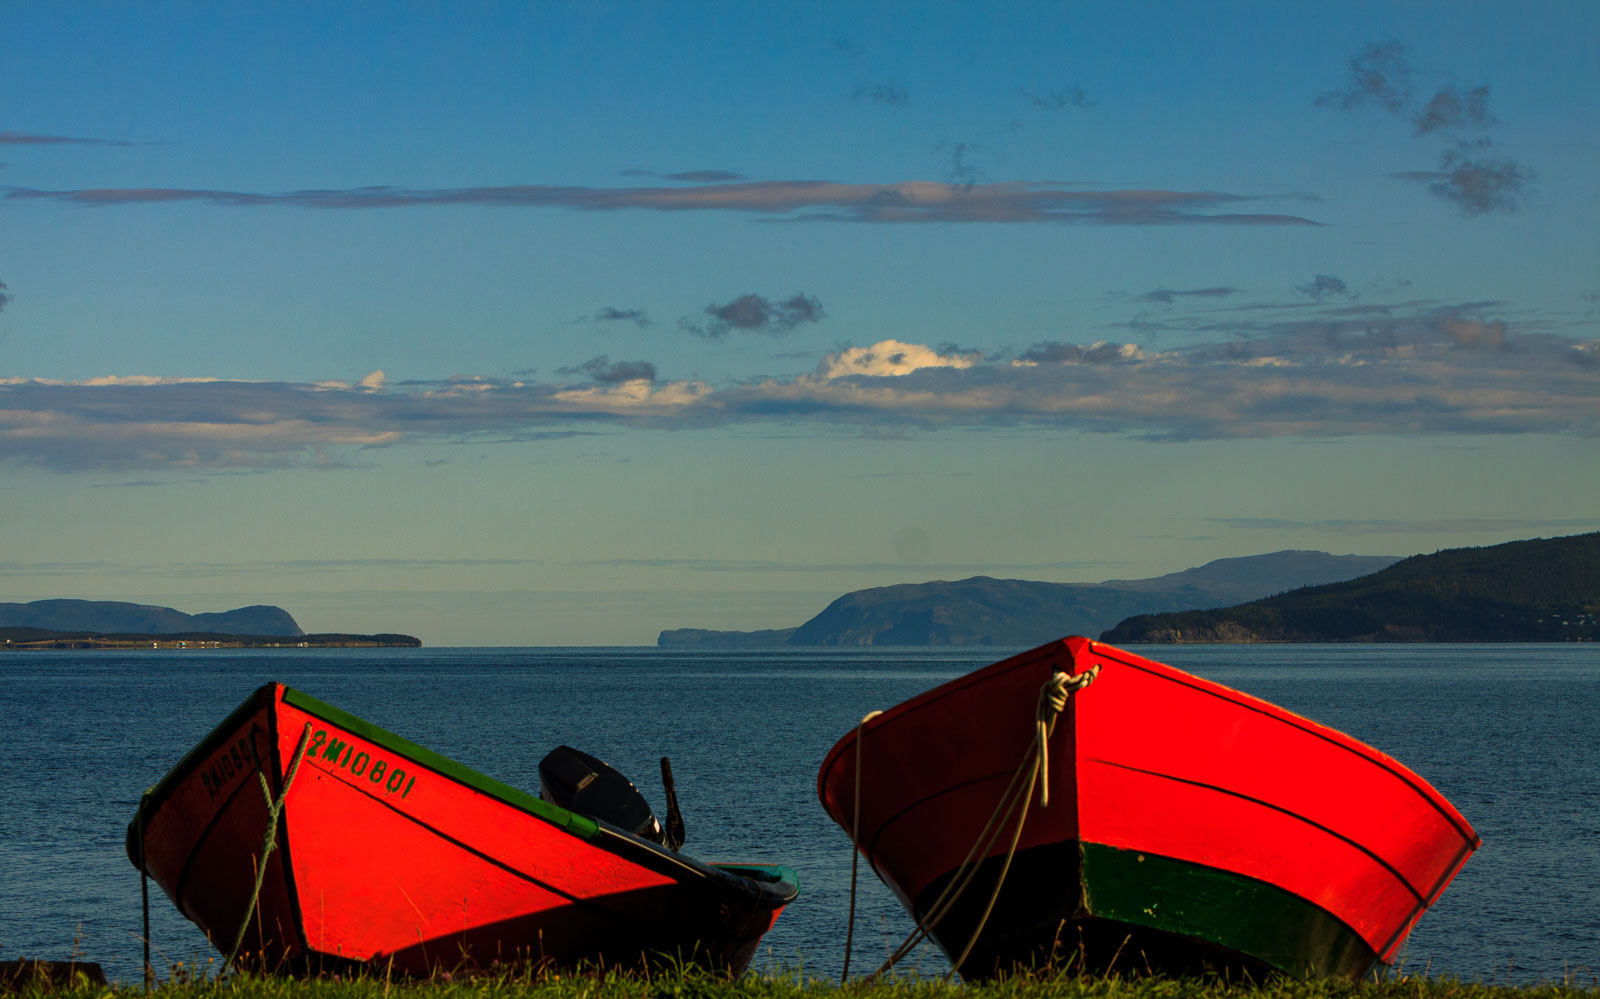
[4,964,1598,999]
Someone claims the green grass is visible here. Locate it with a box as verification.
[7,964,1600,999]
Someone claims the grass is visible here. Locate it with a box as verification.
[6,962,1600,999]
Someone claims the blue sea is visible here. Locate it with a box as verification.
[2,644,1597,985]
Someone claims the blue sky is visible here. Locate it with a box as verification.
[3,2,1597,645]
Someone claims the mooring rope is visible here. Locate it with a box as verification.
[938,664,1098,980]
[220,723,313,977]
[840,660,1099,982]
[137,790,153,992]
[839,709,883,983]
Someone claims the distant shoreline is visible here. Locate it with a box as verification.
[1,628,421,650]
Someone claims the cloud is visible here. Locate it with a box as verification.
[1,177,1325,226]
[1435,315,1505,350]
[816,340,980,379]
[1139,287,1240,304]
[1013,341,1142,366]
[1316,41,1413,116]
[592,306,651,328]
[1213,516,1600,535]
[1296,274,1356,302]
[851,81,908,106]
[683,293,825,339]
[623,168,747,183]
[1428,143,1531,216]
[1318,41,1530,216]
[558,356,658,384]
[1412,84,1493,136]
[665,170,746,183]
[0,130,143,147]
[939,142,985,190]
[7,303,1593,471]
[1020,86,1093,111]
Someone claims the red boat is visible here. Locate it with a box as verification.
[817,637,1477,980]
[128,683,797,975]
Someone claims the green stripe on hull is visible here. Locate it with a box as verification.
[1080,843,1378,979]
[910,841,1378,980]
[280,687,600,838]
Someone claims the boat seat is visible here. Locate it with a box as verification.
[538,745,666,845]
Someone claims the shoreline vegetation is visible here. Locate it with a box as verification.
[1104,534,1600,644]
[3,964,1599,999]
[0,628,421,650]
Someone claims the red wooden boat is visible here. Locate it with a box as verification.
[127,683,797,975]
[817,637,1477,980]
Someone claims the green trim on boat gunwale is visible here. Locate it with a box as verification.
[279,686,599,839]
[286,687,801,901]
[1079,842,1379,979]
[134,685,279,823]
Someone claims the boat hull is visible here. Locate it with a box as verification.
[131,684,796,975]
[817,637,1477,980]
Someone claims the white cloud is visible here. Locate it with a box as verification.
[550,378,712,410]
[816,340,980,379]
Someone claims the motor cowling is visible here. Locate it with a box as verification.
[538,745,665,845]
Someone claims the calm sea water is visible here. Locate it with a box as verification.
[2,644,1597,984]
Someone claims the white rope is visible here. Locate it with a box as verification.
[1036,667,1098,808]
[842,661,1100,981]
[221,723,312,977]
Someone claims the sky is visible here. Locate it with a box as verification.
[2,2,1597,645]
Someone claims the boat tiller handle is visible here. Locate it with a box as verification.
[659,756,685,851]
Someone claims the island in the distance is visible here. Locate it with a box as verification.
[1,629,422,650]
[0,599,419,649]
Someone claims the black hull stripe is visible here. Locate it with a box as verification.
[1100,648,1480,849]
[1089,758,1426,905]
[303,762,775,952]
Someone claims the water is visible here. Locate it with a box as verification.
[2,644,1597,984]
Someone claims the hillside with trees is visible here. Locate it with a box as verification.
[1101,533,1600,643]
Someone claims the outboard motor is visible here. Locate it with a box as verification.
[539,745,673,846]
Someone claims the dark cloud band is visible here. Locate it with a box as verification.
[2,178,1324,226]
[2,301,1593,472]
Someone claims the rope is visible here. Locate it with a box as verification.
[843,661,1100,982]
[220,723,313,977]
[940,664,1098,979]
[868,759,1032,978]
[839,710,882,983]
[1036,668,1096,807]
[138,790,153,992]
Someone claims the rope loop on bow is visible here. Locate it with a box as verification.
[843,653,1103,982]
[1036,664,1098,807]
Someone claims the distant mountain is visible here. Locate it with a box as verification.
[0,600,304,637]
[658,551,1400,648]
[655,627,798,649]
[1,627,416,649]
[1102,533,1600,643]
